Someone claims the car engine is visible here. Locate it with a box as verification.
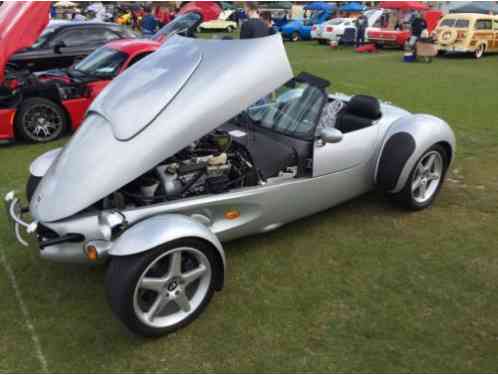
[104,130,258,209]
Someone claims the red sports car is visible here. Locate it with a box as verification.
[0,1,221,143]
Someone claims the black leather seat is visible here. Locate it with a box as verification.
[335,95,381,133]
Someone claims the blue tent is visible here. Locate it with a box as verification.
[340,2,366,13]
[303,2,337,12]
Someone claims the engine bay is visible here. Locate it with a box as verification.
[102,129,263,209]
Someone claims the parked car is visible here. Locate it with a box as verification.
[5,34,455,337]
[198,10,238,32]
[9,20,137,73]
[434,13,498,59]
[280,2,335,41]
[366,2,442,49]
[311,18,356,44]
[312,10,382,44]
[0,40,159,143]
[0,1,221,144]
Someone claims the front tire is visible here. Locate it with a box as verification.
[105,238,219,337]
[15,98,67,143]
[389,145,448,210]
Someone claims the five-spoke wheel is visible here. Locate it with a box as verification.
[410,150,444,205]
[106,239,219,337]
[390,144,448,210]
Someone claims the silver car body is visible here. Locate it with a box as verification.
[6,35,455,267]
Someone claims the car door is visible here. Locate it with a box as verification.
[313,103,381,177]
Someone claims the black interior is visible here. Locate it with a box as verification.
[221,122,312,180]
[335,95,381,133]
[221,94,381,181]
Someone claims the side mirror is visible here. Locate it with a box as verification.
[54,41,66,54]
[319,127,343,144]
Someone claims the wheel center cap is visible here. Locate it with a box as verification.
[167,280,178,291]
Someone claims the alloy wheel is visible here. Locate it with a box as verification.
[411,151,444,204]
[133,247,212,329]
[22,104,64,142]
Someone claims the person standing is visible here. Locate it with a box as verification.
[260,11,276,35]
[141,6,158,36]
[355,14,367,47]
[240,2,269,39]
[409,11,427,49]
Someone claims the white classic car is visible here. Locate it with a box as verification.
[198,10,237,32]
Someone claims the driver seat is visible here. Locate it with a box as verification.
[335,95,381,133]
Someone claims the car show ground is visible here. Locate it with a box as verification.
[1,42,497,372]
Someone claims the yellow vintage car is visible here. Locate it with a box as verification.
[434,13,498,58]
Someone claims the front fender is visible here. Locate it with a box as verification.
[110,214,226,290]
[376,114,456,193]
[29,147,62,177]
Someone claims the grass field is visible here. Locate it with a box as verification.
[1,40,498,373]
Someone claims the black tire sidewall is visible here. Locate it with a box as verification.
[291,32,300,42]
[105,238,218,337]
[15,98,67,143]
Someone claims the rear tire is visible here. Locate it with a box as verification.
[388,144,448,211]
[15,98,67,143]
[105,238,219,337]
[291,32,301,42]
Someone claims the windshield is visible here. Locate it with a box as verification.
[152,12,202,41]
[440,18,470,28]
[31,26,57,49]
[248,81,325,140]
[72,47,128,77]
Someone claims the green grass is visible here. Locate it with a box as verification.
[1,42,498,373]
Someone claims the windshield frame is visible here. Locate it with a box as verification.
[248,79,327,141]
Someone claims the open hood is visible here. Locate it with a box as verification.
[0,1,51,83]
[31,35,293,222]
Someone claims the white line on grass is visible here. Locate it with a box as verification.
[0,247,48,373]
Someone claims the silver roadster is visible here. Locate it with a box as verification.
[5,35,455,337]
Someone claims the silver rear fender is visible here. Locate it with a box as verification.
[375,114,456,193]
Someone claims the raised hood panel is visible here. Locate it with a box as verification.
[31,35,293,222]
[90,43,203,141]
[0,1,50,83]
